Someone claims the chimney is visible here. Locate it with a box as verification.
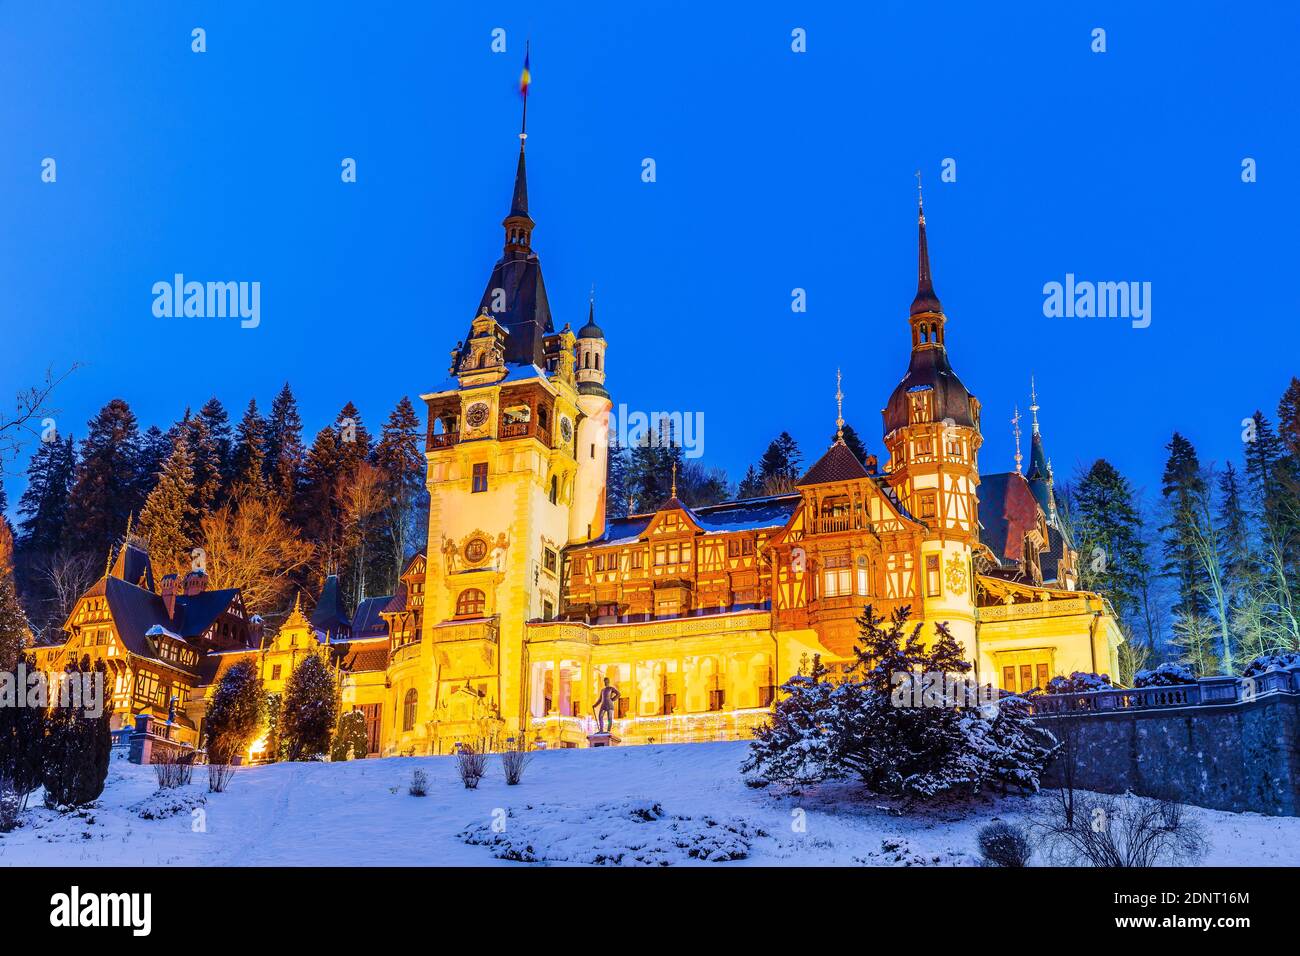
[183,569,208,597]
[159,574,178,619]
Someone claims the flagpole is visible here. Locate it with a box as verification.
[520,40,530,143]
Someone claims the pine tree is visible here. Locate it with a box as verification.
[1216,463,1253,618]
[205,658,265,763]
[736,465,763,499]
[334,402,372,474]
[41,657,111,808]
[676,461,732,507]
[373,397,426,589]
[331,710,369,761]
[198,397,234,496]
[137,425,172,489]
[0,523,29,671]
[16,434,76,555]
[265,383,306,507]
[65,399,144,557]
[758,432,802,489]
[1065,461,1153,638]
[136,435,198,576]
[301,426,344,565]
[740,654,841,786]
[178,410,224,517]
[231,398,269,499]
[1243,411,1285,529]
[0,653,45,813]
[281,653,337,761]
[1160,432,1208,617]
[605,432,630,518]
[627,417,683,511]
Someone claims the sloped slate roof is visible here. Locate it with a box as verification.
[797,441,869,486]
[978,472,1040,565]
[310,575,351,635]
[882,345,976,435]
[351,596,392,639]
[101,577,237,673]
[572,494,798,550]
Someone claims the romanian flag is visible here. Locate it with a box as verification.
[519,49,531,97]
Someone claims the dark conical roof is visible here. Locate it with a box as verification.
[797,440,869,486]
[508,144,530,221]
[910,210,942,316]
[309,574,351,641]
[882,346,976,435]
[578,298,604,339]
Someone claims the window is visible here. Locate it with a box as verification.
[549,475,558,504]
[271,664,282,681]
[925,554,941,597]
[471,462,488,493]
[456,588,486,617]
[542,600,554,621]
[822,554,852,597]
[856,556,869,596]
[918,491,937,519]
[543,548,558,573]
[402,689,418,731]
[631,551,643,569]
[590,443,596,459]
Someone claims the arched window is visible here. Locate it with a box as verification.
[456,588,485,617]
[402,688,417,731]
[549,475,559,504]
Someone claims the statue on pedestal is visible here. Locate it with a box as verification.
[593,677,620,733]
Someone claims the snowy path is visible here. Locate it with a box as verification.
[2,742,1298,866]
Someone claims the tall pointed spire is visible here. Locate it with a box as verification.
[1029,375,1041,435]
[1012,405,1023,475]
[910,170,942,317]
[835,368,845,444]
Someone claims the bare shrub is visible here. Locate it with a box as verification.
[409,768,428,796]
[152,748,196,790]
[501,745,533,786]
[977,821,1032,867]
[456,746,488,789]
[1034,790,1208,867]
[208,761,238,793]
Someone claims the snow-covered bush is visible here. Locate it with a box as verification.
[1241,651,1300,677]
[331,710,368,762]
[501,744,532,785]
[0,776,20,832]
[152,747,196,789]
[41,657,112,809]
[1133,661,1197,687]
[743,606,1057,801]
[131,786,205,820]
[208,761,237,793]
[1044,671,1113,694]
[977,821,1031,867]
[1035,791,1207,867]
[281,653,337,761]
[205,658,265,764]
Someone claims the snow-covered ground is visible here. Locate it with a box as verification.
[2,742,1297,866]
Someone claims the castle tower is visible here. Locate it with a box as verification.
[1026,377,1059,527]
[881,181,982,649]
[570,293,612,543]
[414,123,586,751]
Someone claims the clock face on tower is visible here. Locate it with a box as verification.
[559,416,573,443]
[465,401,490,431]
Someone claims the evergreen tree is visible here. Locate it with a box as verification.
[230,398,269,499]
[198,397,234,495]
[627,417,683,511]
[331,709,369,761]
[265,383,306,507]
[41,657,112,808]
[1216,463,1253,617]
[736,465,764,500]
[16,434,76,555]
[204,658,265,763]
[334,402,372,474]
[676,461,732,508]
[281,653,337,761]
[0,524,29,671]
[136,435,198,576]
[373,397,425,588]
[741,654,840,786]
[301,426,344,565]
[178,410,224,517]
[1243,411,1285,529]
[1160,433,1208,617]
[65,399,144,558]
[137,425,172,489]
[1170,611,1220,676]
[0,653,45,813]
[758,432,802,488]
[606,432,631,518]
[1069,460,1150,625]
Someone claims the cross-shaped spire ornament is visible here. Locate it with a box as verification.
[915,169,925,223]
[670,460,678,499]
[1012,405,1023,475]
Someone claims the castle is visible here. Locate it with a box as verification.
[35,118,1124,757]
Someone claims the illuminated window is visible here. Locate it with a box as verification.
[402,689,418,731]
[925,555,941,597]
[471,462,488,493]
[918,492,937,519]
[822,554,852,597]
[456,589,486,617]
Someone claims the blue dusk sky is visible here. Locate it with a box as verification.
[2,1,1297,515]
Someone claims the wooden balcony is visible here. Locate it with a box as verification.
[499,419,551,445]
[428,431,459,449]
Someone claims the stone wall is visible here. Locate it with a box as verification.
[1039,691,1300,816]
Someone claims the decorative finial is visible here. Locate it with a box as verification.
[671,460,677,499]
[1012,405,1023,475]
[915,169,924,223]
[835,368,845,444]
[518,41,532,143]
[1029,375,1041,435]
